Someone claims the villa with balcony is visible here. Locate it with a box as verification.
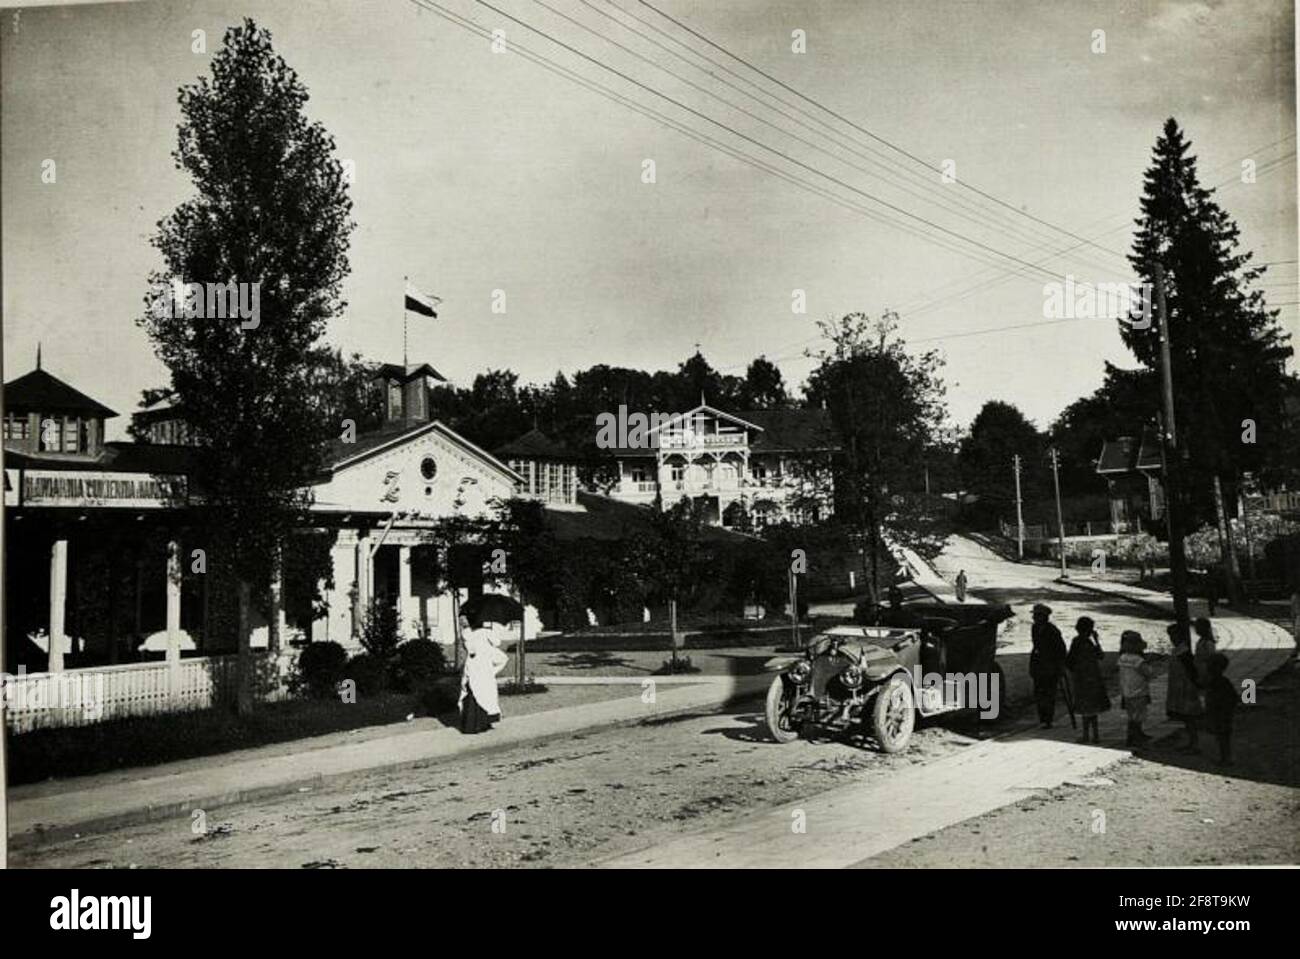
[605,403,838,528]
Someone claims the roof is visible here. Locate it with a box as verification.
[745,409,838,452]
[544,490,750,543]
[1096,431,1162,474]
[3,368,117,418]
[323,418,522,483]
[4,441,198,475]
[494,428,575,461]
[645,404,762,435]
[603,407,838,458]
[373,362,445,383]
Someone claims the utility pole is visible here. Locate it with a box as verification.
[1013,453,1025,559]
[1154,262,1192,637]
[1049,448,1067,578]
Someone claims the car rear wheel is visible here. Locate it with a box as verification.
[764,675,801,744]
[870,674,916,753]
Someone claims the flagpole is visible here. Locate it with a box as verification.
[402,274,408,373]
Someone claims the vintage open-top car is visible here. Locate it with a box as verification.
[764,602,1013,753]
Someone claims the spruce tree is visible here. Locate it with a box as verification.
[1126,118,1293,537]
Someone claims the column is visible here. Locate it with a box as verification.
[353,531,374,646]
[327,530,358,645]
[166,539,182,702]
[48,538,68,673]
[398,543,416,639]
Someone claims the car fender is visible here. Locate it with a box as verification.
[858,643,906,683]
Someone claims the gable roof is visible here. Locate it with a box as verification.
[373,362,446,383]
[645,403,762,435]
[323,418,522,483]
[494,428,574,461]
[1097,431,1163,474]
[4,369,117,418]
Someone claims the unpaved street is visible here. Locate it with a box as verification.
[12,698,991,869]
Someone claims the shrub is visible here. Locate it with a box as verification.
[394,639,447,691]
[359,599,401,664]
[293,641,348,699]
[343,652,389,696]
[415,675,461,717]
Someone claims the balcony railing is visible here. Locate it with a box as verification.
[659,432,746,450]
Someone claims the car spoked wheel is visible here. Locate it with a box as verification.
[869,674,916,753]
[764,675,801,744]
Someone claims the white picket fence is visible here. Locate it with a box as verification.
[3,652,289,734]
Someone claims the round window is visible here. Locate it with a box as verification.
[420,456,438,481]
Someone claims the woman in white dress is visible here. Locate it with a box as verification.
[458,613,508,734]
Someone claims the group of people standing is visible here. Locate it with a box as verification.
[1028,604,1237,762]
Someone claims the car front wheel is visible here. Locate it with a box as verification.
[869,674,916,753]
[764,674,801,744]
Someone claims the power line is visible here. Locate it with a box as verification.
[635,0,1134,267]
[406,0,1047,277]
[528,0,1116,273]
[470,0,1088,284]
[590,0,1118,273]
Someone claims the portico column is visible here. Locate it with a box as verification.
[166,540,182,703]
[398,544,415,639]
[327,530,358,645]
[48,538,68,673]
[354,531,374,643]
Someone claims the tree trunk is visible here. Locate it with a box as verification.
[1212,474,1242,604]
[236,580,254,716]
[669,597,678,669]
[515,588,526,686]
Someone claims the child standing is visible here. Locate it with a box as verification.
[1117,630,1156,747]
[1166,623,1204,754]
[1202,652,1238,764]
[1066,616,1110,744]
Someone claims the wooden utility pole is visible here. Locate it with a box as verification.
[788,566,800,649]
[1049,448,1067,578]
[1154,263,1192,637]
[1013,453,1025,559]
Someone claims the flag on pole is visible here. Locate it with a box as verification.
[404,280,440,318]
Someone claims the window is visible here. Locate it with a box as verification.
[420,456,438,481]
[671,464,684,483]
[63,417,79,453]
[631,466,646,484]
[3,415,29,441]
[39,417,60,452]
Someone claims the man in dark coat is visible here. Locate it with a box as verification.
[1030,603,1068,727]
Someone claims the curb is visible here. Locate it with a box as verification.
[1054,576,1175,618]
[8,678,770,852]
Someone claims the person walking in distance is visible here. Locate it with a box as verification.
[1029,604,1068,728]
[954,569,968,603]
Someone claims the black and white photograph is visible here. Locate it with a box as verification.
[1,0,1297,906]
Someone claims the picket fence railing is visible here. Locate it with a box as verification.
[3,652,289,734]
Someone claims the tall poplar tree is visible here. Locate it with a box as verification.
[139,20,354,712]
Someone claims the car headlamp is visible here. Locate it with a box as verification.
[789,660,812,684]
[841,665,865,689]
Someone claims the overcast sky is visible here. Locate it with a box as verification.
[4,0,1297,439]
